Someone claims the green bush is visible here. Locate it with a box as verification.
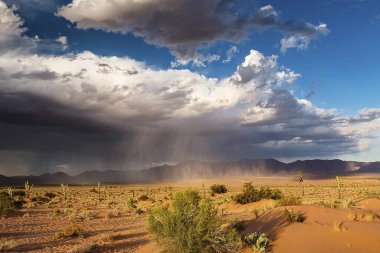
[234,183,282,204]
[283,208,305,223]
[148,189,242,253]
[210,184,228,195]
[127,198,137,208]
[278,195,301,206]
[243,232,270,253]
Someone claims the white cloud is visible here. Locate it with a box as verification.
[0,1,37,52]
[223,45,238,63]
[55,35,68,49]
[280,23,329,53]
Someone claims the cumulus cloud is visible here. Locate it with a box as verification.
[0,1,37,52]
[0,1,378,175]
[57,1,329,65]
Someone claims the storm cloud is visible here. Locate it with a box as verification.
[0,1,378,176]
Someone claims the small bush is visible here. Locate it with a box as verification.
[138,195,149,201]
[127,198,137,208]
[210,184,228,195]
[234,183,282,204]
[283,208,305,223]
[148,189,242,253]
[13,190,26,197]
[44,192,57,199]
[278,195,302,206]
[68,243,97,253]
[243,232,270,253]
[99,232,121,242]
[135,208,144,215]
[31,196,50,204]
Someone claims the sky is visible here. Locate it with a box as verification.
[0,0,379,176]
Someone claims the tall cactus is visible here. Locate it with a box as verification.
[297,169,304,196]
[7,187,14,199]
[61,183,69,200]
[97,182,101,201]
[25,181,33,198]
[335,176,342,199]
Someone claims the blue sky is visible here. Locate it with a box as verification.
[0,0,379,175]
[12,0,379,114]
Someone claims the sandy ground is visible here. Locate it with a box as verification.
[0,176,379,252]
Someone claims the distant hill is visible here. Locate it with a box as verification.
[0,159,379,186]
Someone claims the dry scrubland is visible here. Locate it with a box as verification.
[1,176,380,252]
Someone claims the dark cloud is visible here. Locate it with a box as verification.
[58,1,328,64]
[10,70,58,80]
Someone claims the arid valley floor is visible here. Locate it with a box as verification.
[1,176,380,253]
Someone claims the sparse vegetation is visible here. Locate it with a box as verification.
[68,243,97,253]
[0,193,23,214]
[148,189,242,253]
[0,238,18,251]
[278,195,302,206]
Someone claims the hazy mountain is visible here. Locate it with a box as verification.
[0,159,379,186]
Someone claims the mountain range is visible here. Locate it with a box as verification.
[0,159,379,186]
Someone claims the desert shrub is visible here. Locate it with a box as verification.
[54,225,86,239]
[210,184,228,195]
[138,195,149,201]
[31,196,50,204]
[234,183,282,204]
[148,189,242,253]
[127,198,137,208]
[0,194,23,214]
[0,238,18,251]
[99,232,121,242]
[283,208,305,223]
[278,195,302,206]
[135,208,144,215]
[243,232,270,253]
[13,190,26,197]
[44,192,57,199]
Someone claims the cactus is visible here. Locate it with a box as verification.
[297,169,305,196]
[336,176,342,199]
[97,182,101,201]
[24,181,33,198]
[7,187,14,199]
[61,183,69,200]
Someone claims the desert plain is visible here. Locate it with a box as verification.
[1,175,380,253]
